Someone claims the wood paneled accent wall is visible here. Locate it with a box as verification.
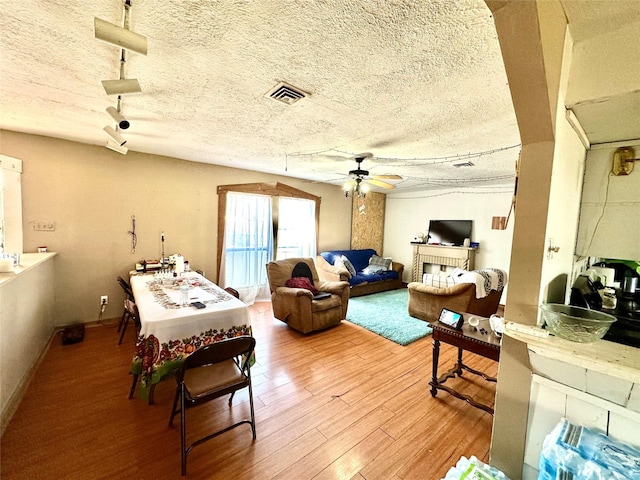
[350,192,385,254]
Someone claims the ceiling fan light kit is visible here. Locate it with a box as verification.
[342,154,397,196]
[344,178,368,198]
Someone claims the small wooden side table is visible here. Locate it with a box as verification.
[428,315,501,415]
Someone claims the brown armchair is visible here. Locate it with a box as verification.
[266,257,350,334]
[407,282,503,322]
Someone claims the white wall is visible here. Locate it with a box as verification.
[576,140,640,261]
[0,253,56,432]
[539,30,588,308]
[0,130,353,326]
[383,187,515,298]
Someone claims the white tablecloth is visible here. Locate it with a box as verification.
[129,271,251,393]
[130,271,250,345]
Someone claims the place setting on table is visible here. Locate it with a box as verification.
[128,269,253,402]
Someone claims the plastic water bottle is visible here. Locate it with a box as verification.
[180,280,189,306]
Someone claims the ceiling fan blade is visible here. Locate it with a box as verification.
[367,178,395,190]
[372,174,403,180]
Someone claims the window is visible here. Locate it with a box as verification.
[275,197,316,260]
[222,192,273,302]
[0,156,23,254]
[217,183,321,303]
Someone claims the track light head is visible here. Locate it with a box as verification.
[106,106,130,130]
[94,17,148,55]
[105,141,128,155]
[103,125,127,146]
[102,79,142,96]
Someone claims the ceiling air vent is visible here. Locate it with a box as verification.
[453,161,475,168]
[267,82,308,105]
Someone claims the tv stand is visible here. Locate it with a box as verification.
[411,244,476,282]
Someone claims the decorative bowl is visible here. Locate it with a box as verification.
[539,303,617,343]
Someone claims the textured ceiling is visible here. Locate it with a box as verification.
[0,1,637,192]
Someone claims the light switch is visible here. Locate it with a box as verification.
[33,221,55,231]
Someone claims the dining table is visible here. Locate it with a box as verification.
[129,270,251,400]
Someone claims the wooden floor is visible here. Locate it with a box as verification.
[1,301,497,479]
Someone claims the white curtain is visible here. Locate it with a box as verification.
[276,197,317,260]
[220,192,273,303]
[219,193,317,304]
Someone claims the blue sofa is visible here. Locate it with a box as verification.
[316,249,404,297]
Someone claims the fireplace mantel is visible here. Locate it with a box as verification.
[411,243,476,282]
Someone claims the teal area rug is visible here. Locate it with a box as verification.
[346,289,432,346]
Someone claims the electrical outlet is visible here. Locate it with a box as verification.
[101,295,108,305]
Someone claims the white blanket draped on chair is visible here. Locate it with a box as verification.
[451,268,508,298]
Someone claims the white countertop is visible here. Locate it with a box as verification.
[505,321,640,384]
[0,252,57,287]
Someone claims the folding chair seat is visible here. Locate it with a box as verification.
[168,336,256,475]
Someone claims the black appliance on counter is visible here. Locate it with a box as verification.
[570,267,640,348]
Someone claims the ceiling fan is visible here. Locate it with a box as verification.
[343,153,402,196]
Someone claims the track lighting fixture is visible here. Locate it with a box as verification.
[102,78,141,95]
[97,0,146,155]
[102,49,142,95]
[106,141,128,155]
[94,17,148,55]
[106,106,130,130]
[103,126,127,146]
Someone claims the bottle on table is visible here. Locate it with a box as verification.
[180,279,189,306]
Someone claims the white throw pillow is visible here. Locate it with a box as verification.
[333,257,352,279]
[340,255,357,277]
[422,273,456,288]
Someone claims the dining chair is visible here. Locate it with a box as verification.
[118,297,140,345]
[224,286,240,299]
[117,276,134,334]
[168,336,257,476]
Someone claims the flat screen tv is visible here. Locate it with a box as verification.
[427,220,472,246]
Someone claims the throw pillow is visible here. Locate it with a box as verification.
[333,257,352,279]
[286,277,319,294]
[340,255,357,277]
[362,265,385,275]
[369,254,392,271]
[422,273,456,288]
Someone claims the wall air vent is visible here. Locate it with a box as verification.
[453,161,475,168]
[267,82,308,105]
